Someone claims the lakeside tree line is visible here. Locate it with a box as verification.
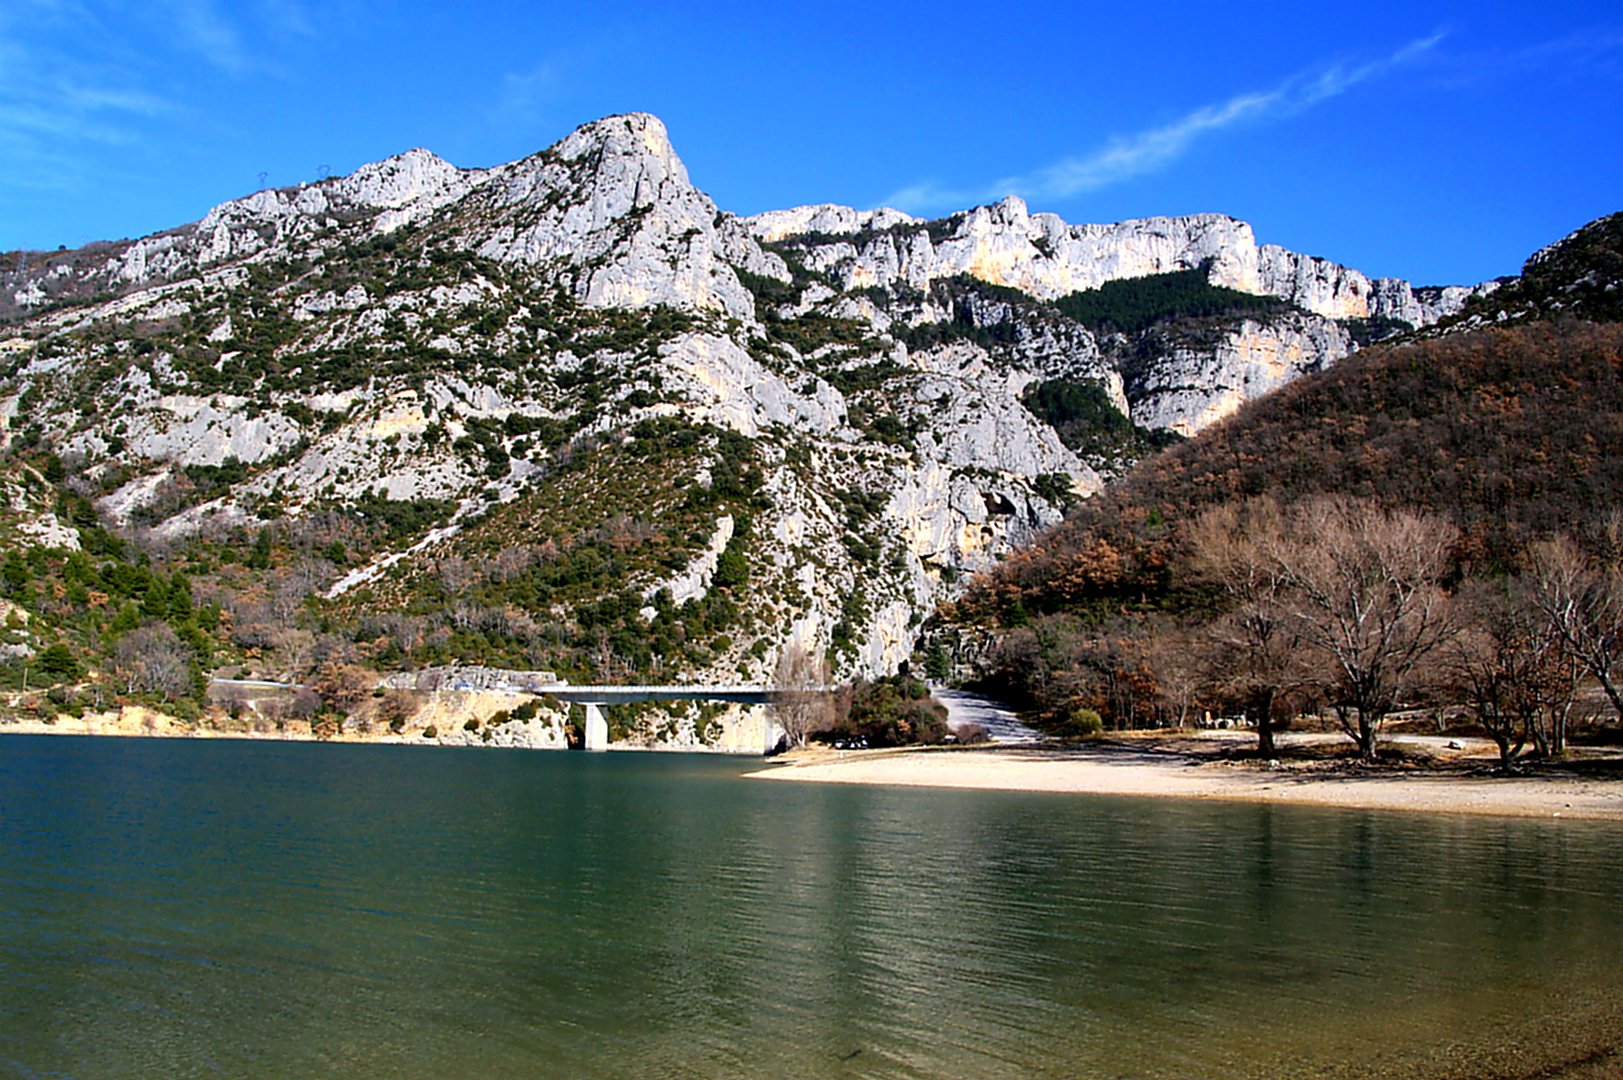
[953,494,1621,768]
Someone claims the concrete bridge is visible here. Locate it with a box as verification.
[547,685,775,750]
[381,670,803,750]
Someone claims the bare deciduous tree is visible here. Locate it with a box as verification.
[1187,497,1307,754]
[1144,623,1204,729]
[1450,577,1568,770]
[267,627,317,682]
[769,642,835,749]
[1271,498,1459,761]
[112,623,195,701]
[1528,534,1623,726]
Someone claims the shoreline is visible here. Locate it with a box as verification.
[746,736,1623,822]
[10,714,1622,821]
[0,711,751,754]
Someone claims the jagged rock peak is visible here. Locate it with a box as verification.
[336,147,469,208]
[490,111,699,223]
[554,112,683,175]
[468,112,767,318]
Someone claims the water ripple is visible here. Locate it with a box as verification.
[1,737,1621,1078]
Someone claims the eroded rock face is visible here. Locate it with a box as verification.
[749,204,924,243]
[469,114,761,319]
[906,369,1098,490]
[748,194,1479,325]
[1125,314,1353,435]
[655,333,846,437]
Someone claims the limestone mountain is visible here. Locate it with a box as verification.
[0,112,1503,739]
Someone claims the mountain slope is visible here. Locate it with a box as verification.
[0,111,1533,742]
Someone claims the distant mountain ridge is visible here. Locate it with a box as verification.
[1,113,1496,440]
[746,196,1480,324]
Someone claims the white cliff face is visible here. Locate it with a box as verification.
[655,333,846,436]
[906,368,1099,492]
[1415,280,1502,323]
[1126,314,1352,435]
[748,204,922,242]
[746,194,1482,326]
[744,193,1492,442]
[111,395,306,467]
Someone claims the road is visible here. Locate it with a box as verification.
[934,689,1044,744]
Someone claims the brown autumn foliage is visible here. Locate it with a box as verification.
[313,661,376,716]
[959,321,1623,626]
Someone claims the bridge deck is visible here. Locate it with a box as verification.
[212,678,828,707]
[546,685,774,704]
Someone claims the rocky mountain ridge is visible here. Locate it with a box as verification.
[0,112,1523,743]
[747,195,1478,324]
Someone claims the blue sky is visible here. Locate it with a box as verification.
[1,1,1618,286]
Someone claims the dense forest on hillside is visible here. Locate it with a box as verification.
[0,416,779,736]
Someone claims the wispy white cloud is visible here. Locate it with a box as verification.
[0,0,369,244]
[145,0,333,76]
[58,83,175,117]
[0,10,185,200]
[257,0,317,39]
[881,32,1446,214]
[0,59,176,135]
[487,29,650,135]
[157,0,251,74]
[496,59,563,124]
[0,0,355,201]
[1428,27,1623,88]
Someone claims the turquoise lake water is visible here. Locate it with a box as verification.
[1,735,1620,1078]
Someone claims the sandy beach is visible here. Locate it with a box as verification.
[748,733,1623,822]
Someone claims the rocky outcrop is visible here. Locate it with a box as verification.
[1124,314,1353,435]
[905,367,1098,489]
[748,204,922,242]
[467,114,763,318]
[750,194,1480,327]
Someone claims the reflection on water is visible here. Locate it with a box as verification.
[0,736,1619,1078]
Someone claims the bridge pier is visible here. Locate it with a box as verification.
[583,703,609,751]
